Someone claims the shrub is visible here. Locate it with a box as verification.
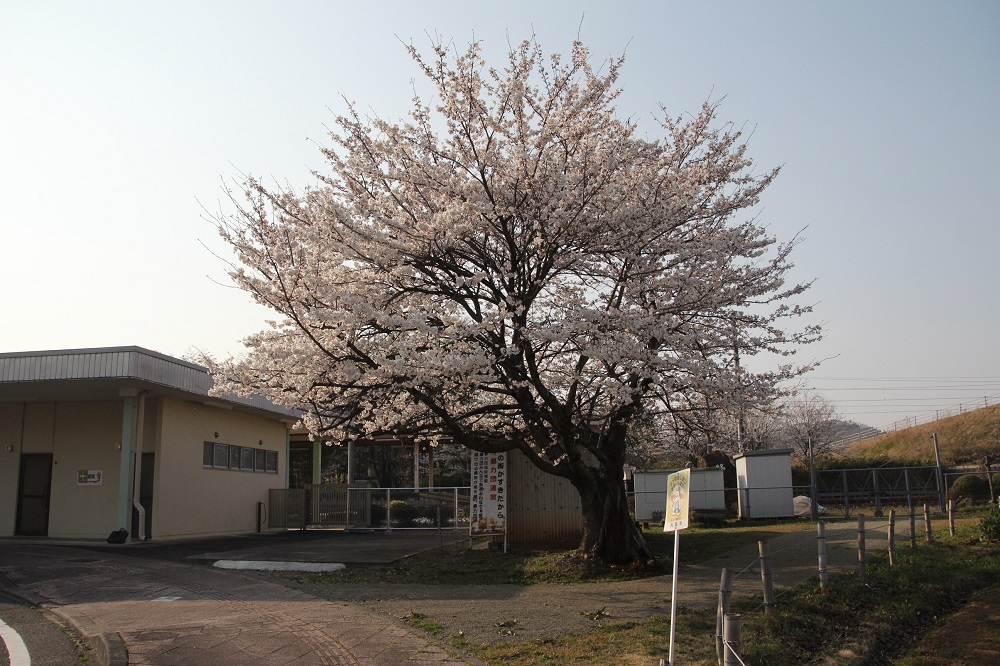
[981,500,1000,541]
[388,499,414,527]
[949,474,990,503]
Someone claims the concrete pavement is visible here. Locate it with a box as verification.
[0,531,481,666]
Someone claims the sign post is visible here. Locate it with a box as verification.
[665,468,691,666]
[470,451,508,551]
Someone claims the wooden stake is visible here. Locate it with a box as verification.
[888,510,897,566]
[909,510,917,549]
[723,614,743,666]
[857,514,866,580]
[924,502,934,543]
[948,499,956,536]
[817,522,828,593]
[716,568,732,666]
[759,540,775,614]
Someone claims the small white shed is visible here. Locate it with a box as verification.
[734,448,794,519]
[633,468,726,522]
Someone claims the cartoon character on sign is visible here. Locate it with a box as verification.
[670,481,684,519]
[668,472,688,521]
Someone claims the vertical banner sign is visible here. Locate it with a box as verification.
[664,468,691,666]
[470,451,507,536]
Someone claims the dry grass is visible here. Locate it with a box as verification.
[893,586,1000,665]
[847,403,1000,465]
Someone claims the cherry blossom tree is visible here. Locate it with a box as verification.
[212,37,819,565]
[778,392,850,462]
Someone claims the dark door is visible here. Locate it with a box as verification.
[130,453,155,540]
[16,454,53,536]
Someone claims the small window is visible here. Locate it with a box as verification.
[203,442,214,467]
[214,443,229,468]
[241,447,254,471]
[229,445,242,470]
[265,450,278,473]
[255,449,266,472]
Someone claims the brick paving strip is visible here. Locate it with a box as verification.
[0,545,482,666]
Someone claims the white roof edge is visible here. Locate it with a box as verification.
[0,346,300,421]
[734,448,795,459]
[0,345,207,372]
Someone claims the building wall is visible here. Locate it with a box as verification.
[48,401,124,538]
[633,468,727,522]
[153,397,288,539]
[0,400,124,539]
[735,450,795,519]
[508,450,583,546]
[1,396,289,540]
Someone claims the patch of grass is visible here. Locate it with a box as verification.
[285,511,999,664]
[740,522,1000,665]
[402,611,445,636]
[893,586,1000,665]
[465,610,719,666]
[643,519,813,563]
[847,402,1000,465]
[450,519,1000,665]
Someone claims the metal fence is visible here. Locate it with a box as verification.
[632,466,965,524]
[269,485,471,530]
[269,466,991,531]
[346,487,471,531]
[810,467,943,518]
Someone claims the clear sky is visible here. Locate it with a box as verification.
[2,1,998,430]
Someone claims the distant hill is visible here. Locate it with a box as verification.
[847,404,1000,466]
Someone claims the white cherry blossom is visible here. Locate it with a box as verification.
[211,37,819,564]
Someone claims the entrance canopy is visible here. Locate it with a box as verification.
[0,346,300,420]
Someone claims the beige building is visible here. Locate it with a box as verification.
[0,347,299,541]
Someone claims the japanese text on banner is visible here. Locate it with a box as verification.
[470,451,506,535]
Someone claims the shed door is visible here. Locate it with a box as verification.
[16,454,53,536]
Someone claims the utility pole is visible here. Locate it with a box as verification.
[733,325,745,453]
[808,434,818,522]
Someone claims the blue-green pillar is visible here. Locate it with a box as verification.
[116,394,139,530]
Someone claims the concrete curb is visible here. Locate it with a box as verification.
[48,606,129,666]
[0,581,128,666]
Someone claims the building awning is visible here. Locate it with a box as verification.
[0,346,300,422]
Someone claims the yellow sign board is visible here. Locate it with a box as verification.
[664,468,690,531]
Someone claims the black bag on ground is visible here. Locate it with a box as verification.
[106,528,128,544]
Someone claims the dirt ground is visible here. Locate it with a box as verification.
[282,523,875,644]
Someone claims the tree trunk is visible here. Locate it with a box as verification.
[574,467,654,565]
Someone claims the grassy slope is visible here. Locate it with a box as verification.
[846,403,1000,466]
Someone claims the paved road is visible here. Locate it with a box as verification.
[0,519,921,664]
[0,541,481,666]
[0,589,89,665]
